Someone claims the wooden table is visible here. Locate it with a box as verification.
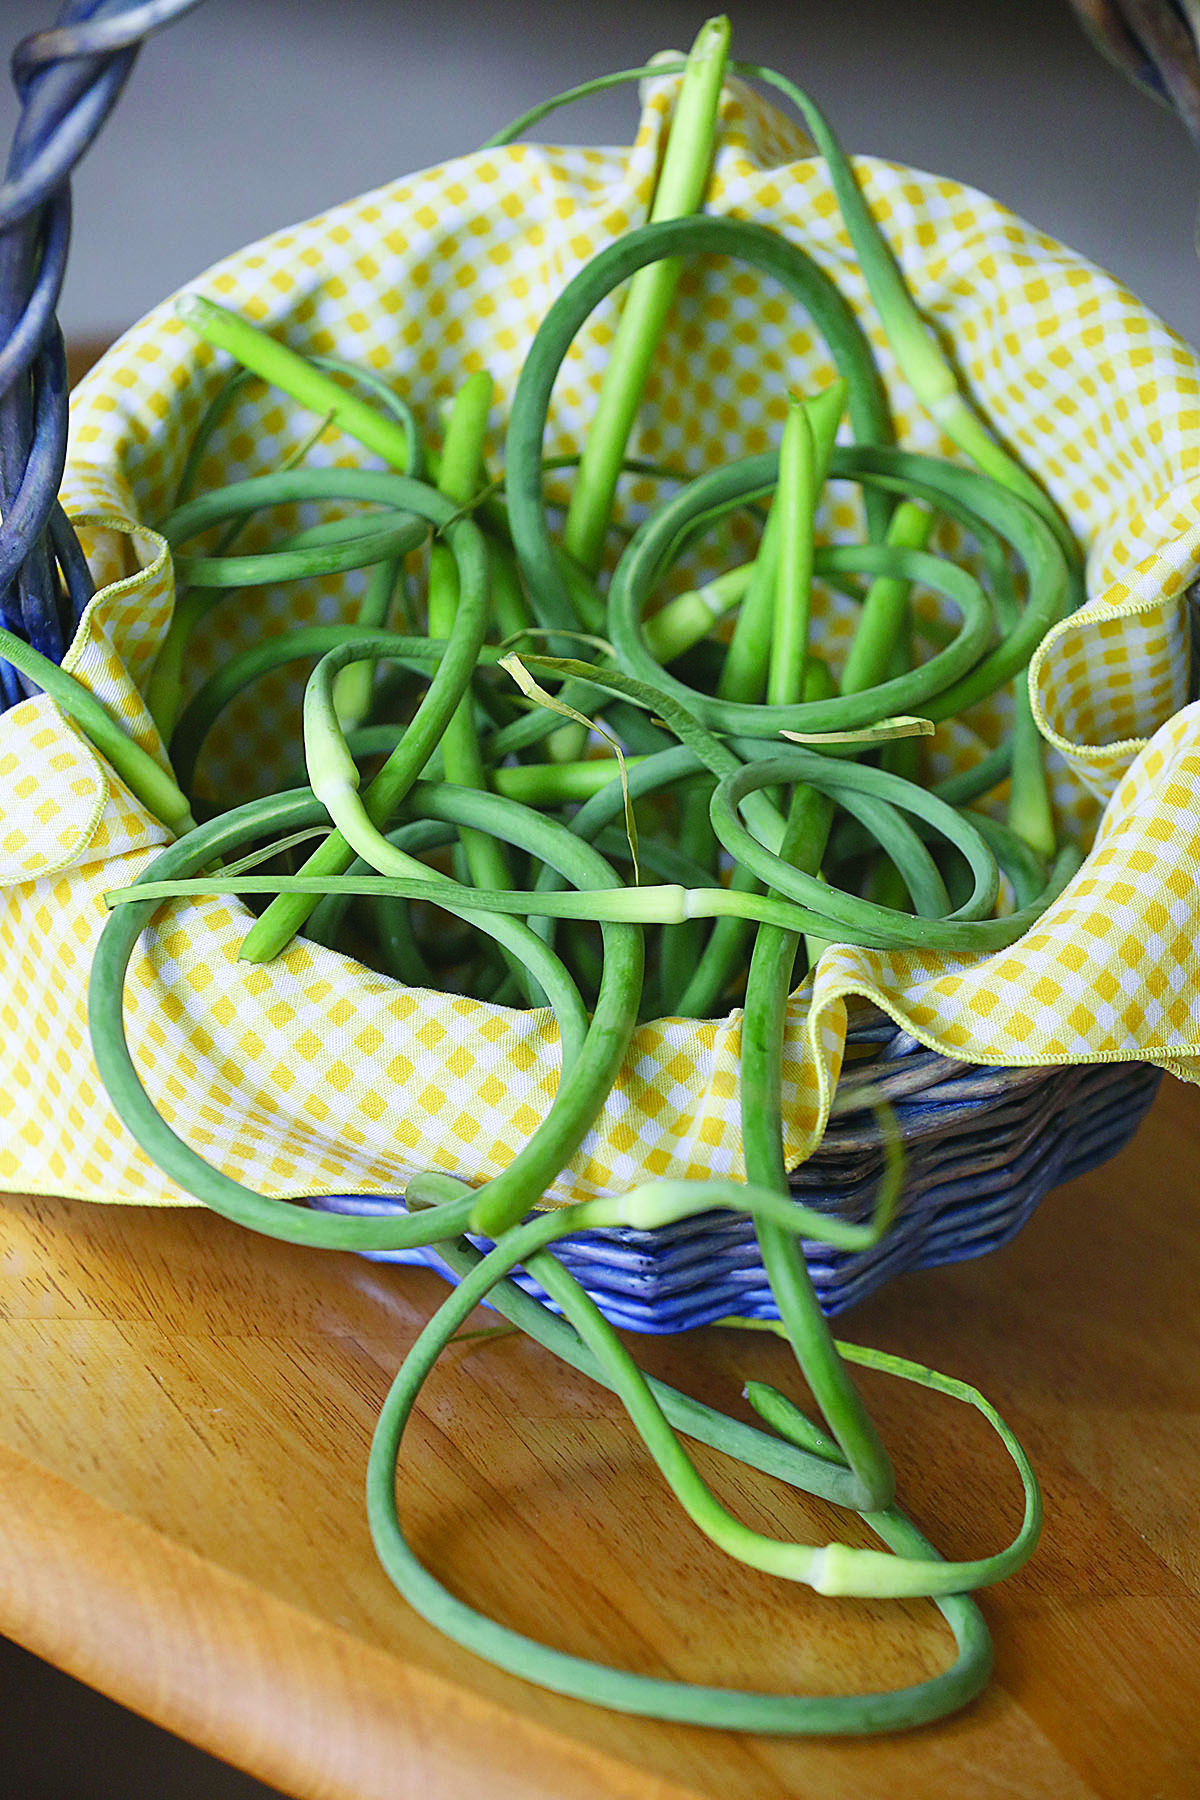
[2,1075,1199,1799]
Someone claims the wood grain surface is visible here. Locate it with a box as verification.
[8,341,1195,1795]
[2,1076,1199,1800]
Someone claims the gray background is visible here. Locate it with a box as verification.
[0,0,1197,347]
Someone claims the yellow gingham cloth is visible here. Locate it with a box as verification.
[3,66,1199,1210]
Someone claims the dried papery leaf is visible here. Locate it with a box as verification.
[780,716,935,746]
[498,653,641,882]
[497,626,617,658]
[284,408,338,469]
[222,828,330,878]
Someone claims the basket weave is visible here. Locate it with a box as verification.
[316,1017,1162,1325]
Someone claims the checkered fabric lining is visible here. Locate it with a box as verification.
[2,65,1198,1210]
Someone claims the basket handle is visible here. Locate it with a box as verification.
[0,0,205,711]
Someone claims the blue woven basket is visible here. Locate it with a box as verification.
[313,1031,1162,1327]
[1,2,1168,1333]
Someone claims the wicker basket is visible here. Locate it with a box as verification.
[315,1023,1163,1326]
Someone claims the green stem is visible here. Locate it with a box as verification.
[0,628,195,836]
[88,788,591,1248]
[293,686,646,1237]
[735,62,1079,570]
[368,1211,994,1727]
[840,499,933,695]
[740,773,896,1510]
[506,215,892,637]
[1008,673,1057,860]
[145,584,220,739]
[719,378,846,706]
[378,1180,1038,1598]
[341,725,651,808]
[176,293,437,479]
[492,755,649,805]
[562,16,731,573]
[332,555,408,731]
[110,846,1078,955]
[426,373,537,1002]
[644,563,750,661]
[236,486,489,963]
[767,394,817,708]
[488,541,534,640]
[656,774,718,1013]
